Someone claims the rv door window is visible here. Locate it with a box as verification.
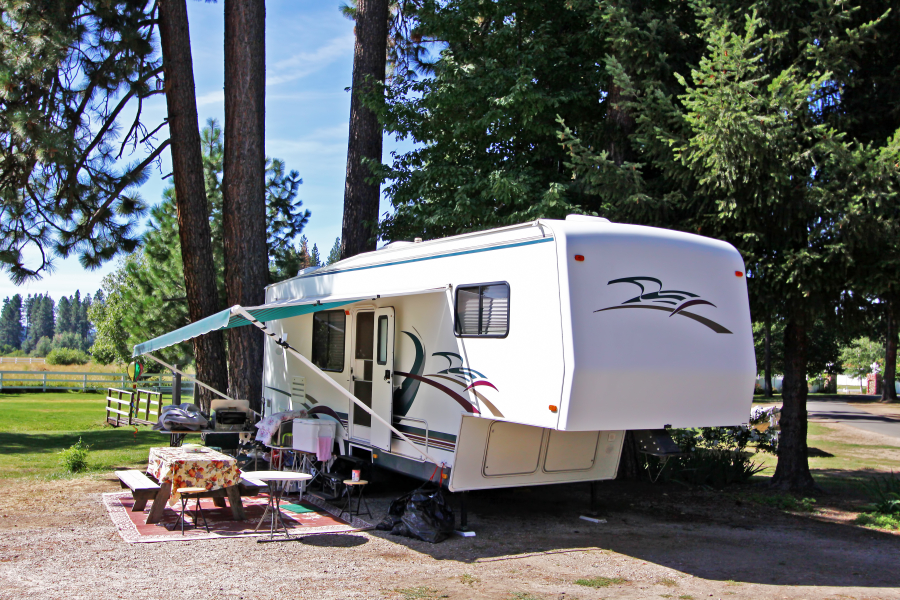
[312,310,346,371]
[455,282,510,337]
[377,315,389,365]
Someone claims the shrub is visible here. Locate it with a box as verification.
[863,473,900,515]
[855,512,900,530]
[45,347,91,365]
[645,426,765,487]
[31,336,52,357]
[59,438,90,473]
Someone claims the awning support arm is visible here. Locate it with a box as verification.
[143,352,236,403]
[232,306,444,467]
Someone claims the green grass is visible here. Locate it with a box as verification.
[854,512,900,530]
[574,576,626,588]
[395,588,448,600]
[0,392,163,479]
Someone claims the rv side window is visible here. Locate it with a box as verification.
[312,310,346,371]
[455,282,510,337]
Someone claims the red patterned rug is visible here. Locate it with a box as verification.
[102,492,372,543]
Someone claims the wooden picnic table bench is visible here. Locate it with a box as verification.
[115,470,162,512]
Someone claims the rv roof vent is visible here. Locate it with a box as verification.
[414,237,423,243]
[566,214,611,223]
[297,266,322,276]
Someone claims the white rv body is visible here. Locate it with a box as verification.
[261,216,756,491]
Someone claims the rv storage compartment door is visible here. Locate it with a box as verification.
[483,421,543,476]
[371,307,395,451]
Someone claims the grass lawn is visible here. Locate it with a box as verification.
[0,391,167,479]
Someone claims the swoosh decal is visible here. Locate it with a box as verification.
[393,331,425,416]
[265,386,292,397]
[594,305,732,334]
[394,371,480,414]
[465,380,499,393]
[471,389,504,418]
[670,298,716,317]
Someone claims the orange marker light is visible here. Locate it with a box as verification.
[549,405,558,413]
[574,255,585,262]
[345,310,350,315]
[735,271,743,277]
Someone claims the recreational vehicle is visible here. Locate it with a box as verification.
[134,215,756,492]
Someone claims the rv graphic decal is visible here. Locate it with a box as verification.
[393,330,504,418]
[594,276,732,334]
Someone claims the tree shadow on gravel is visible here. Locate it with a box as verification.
[365,478,900,589]
[300,533,368,548]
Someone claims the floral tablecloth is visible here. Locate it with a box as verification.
[147,447,242,505]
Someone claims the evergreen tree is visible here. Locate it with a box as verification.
[91,121,310,366]
[56,297,73,335]
[0,294,24,349]
[326,238,342,265]
[341,0,390,258]
[309,244,321,267]
[0,0,164,282]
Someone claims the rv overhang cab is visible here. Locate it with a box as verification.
[134,215,756,491]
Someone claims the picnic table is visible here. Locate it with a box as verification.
[145,446,246,524]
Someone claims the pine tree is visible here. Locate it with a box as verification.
[0,294,24,349]
[159,0,229,408]
[56,297,73,335]
[326,238,342,265]
[341,0,390,258]
[309,245,321,267]
[91,121,310,367]
[0,0,165,282]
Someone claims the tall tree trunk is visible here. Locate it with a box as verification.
[764,313,773,397]
[158,0,228,412]
[882,297,899,402]
[771,313,816,491]
[341,0,389,259]
[223,0,267,412]
[607,82,635,167]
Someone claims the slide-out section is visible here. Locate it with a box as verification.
[448,416,623,492]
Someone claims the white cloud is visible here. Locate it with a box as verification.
[196,89,225,107]
[267,33,354,86]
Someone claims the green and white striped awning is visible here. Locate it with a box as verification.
[132,286,446,357]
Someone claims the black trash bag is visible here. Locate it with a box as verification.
[376,485,455,543]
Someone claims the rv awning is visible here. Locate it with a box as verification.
[132,286,447,357]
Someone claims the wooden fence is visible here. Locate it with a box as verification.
[105,388,163,427]
[0,371,194,395]
[0,357,44,364]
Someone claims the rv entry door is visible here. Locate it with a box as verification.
[371,307,395,451]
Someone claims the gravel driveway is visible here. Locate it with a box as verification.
[2,470,900,600]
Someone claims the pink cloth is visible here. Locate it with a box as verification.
[317,436,333,462]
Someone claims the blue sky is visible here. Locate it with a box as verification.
[4,0,404,301]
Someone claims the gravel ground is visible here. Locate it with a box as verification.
[2,466,900,599]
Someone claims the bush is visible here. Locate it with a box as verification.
[863,473,900,515]
[644,426,765,487]
[45,347,91,365]
[31,336,52,357]
[59,438,90,473]
[51,332,89,353]
[855,512,900,530]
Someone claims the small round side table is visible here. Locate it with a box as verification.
[341,479,371,520]
[250,471,312,541]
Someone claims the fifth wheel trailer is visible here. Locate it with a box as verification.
[134,215,757,492]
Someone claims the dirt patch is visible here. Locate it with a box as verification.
[1,475,899,600]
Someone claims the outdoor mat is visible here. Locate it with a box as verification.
[102,492,372,543]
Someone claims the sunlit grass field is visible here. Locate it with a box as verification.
[0,392,167,479]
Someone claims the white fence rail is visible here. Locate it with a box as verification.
[0,357,45,364]
[0,371,195,395]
